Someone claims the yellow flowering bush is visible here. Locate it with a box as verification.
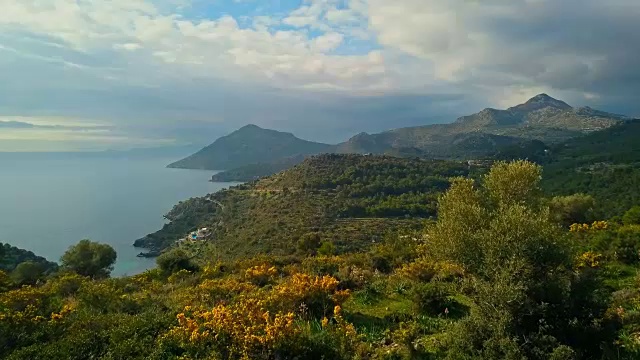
[0,285,50,313]
[570,221,609,232]
[576,251,603,269]
[591,221,609,230]
[314,305,362,356]
[271,273,350,318]
[245,264,278,286]
[163,298,300,360]
[49,302,76,322]
[570,223,590,232]
[0,270,11,292]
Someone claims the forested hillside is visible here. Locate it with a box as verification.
[4,160,640,359]
[0,242,57,273]
[530,120,640,218]
[137,154,475,257]
[210,155,307,182]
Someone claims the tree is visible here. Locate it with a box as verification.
[11,261,48,285]
[156,249,198,275]
[297,232,321,254]
[424,161,608,359]
[60,240,117,279]
[623,206,640,225]
[549,193,596,227]
[317,241,336,256]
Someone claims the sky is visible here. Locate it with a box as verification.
[0,0,639,151]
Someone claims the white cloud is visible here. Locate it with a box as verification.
[114,43,142,51]
[0,0,394,93]
[0,0,639,150]
[367,0,640,100]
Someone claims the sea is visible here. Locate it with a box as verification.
[0,153,235,276]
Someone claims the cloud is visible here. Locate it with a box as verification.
[367,0,640,105]
[0,0,638,151]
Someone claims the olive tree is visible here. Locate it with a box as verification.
[424,161,610,359]
[60,239,117,279]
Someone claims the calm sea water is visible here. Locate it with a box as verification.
[0,154,233,276]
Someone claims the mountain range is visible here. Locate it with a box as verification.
[168,94,629,175]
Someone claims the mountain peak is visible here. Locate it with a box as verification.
[167,124,331,170]
[237,124,263,131]
[521,94,572,109]
[527,93,554,102]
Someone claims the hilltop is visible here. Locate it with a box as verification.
[167,124,331,170]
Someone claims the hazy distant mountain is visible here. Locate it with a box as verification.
[170,94,628,176]
[167,124,331,170]
[0,144,202,161]
[334,94,627,158]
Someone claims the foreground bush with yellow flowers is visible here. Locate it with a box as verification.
[3,160,640,359]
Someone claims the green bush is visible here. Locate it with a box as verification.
[412,282,451,316]
[623,206,640,225]
[156,249,198,275]
[10,261,48,285]
[318,241,336,256]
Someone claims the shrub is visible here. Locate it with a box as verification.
[156,249,198,275]
[371,256,393,274]
[412,282,451,316]
[10,261,47,286]
[245,264,278,286]
[623,206,640,225]
[318,241,336,256]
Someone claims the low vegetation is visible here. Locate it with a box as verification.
[3,160,640,359]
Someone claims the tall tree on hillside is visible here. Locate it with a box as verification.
[424,160,611,359]
[60,240,117,279]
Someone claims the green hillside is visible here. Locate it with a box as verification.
[136,154,476,257]
[0,242,58,273]
[490,119,640,218]
[210,155,307,182]
[5,160,640,359]
[542,120,640,217]
[167,124,331,170]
